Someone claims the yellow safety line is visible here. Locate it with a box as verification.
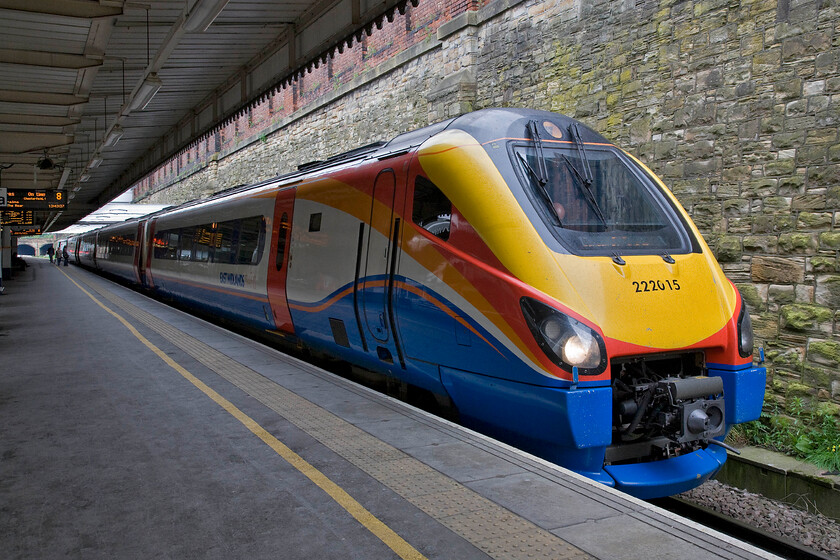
[60,270,427,560]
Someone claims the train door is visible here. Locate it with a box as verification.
[266,188,295,334]
[361,169,395,341]
[357,169,405,366]
[143,218,157,289]
[92,231,99,267]
[134,222,145,284]
[393,154,468,373]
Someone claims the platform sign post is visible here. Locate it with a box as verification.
[0,225,10,288]
[0,189,5,289]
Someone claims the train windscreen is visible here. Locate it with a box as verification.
[512,143,695,256]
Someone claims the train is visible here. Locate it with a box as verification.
[67,108,766,499]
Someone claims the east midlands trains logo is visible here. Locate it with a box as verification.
[220,272,246,287]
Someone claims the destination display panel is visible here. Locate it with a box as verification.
[1,210,35,226]
[10,226,42,236]
[2,189,66,210]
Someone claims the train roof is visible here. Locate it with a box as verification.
[280,108,610,182]
[447,108,611,146]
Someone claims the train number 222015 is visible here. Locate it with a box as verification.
[632,279,681,293]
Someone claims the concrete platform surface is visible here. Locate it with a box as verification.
[0,258,780,559]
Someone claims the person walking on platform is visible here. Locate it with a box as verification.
[47,245,54,263]
[62,245,69,267]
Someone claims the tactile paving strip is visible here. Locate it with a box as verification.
[80,274,590,560]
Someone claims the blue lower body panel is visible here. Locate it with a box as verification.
[154,276,273,331]
[440,366,612,479]
[604,445,727,499]
[709,362,767,425]
[439,364,759,499]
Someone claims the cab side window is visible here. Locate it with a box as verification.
[412,176,451,241]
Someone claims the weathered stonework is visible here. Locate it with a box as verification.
[134,0,840,413]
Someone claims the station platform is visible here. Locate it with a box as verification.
[0,257,779,560]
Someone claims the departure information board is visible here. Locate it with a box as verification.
[1,210,35,226]
[11,226,42,236]
[3,189,66,210]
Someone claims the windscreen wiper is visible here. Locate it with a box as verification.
[563,124,607,227]
[527,120,549,185]
[571,123,594,185]
[517,151,562,227]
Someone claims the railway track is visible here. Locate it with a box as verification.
[650,497,836,560]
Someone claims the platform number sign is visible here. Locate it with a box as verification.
[0,188,7,207]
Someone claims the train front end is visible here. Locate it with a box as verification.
[416,109,766,498]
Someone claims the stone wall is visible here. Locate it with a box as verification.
[137,0,840,416]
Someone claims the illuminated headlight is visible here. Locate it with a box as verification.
[521,297,607,375]
[738,302,754,358]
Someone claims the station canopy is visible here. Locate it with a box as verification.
[0,0,415,233]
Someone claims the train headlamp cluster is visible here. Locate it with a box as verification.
[737,302,755,358]
[520,297,607,375]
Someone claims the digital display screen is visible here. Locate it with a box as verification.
[1,210,35,225]
[11,227,42,236]
[3,189,66,210]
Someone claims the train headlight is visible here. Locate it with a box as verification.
[521,297,607,375]
[737,302,754,358]
[562,331,598,367]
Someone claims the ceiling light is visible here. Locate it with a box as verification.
[103,125,124,147]
[57,168,71,190]
[79,173,90,183]
[127,73,163,112]
[183,0,230,32]
[89,156,103,168]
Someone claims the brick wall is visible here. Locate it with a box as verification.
[136,0,840,416]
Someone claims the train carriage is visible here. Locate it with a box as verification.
[68,108,766,499]
[142,188,277,330]
[94,221,143,283]
[76,231,98,268]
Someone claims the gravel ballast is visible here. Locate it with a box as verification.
[680,479,840,557]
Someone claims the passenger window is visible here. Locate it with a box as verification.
[153,232,168,259]
[124,234,137,257]
[237,217,262,265]
[276,213,289,271]
[213,221,235,264]
[179,227,194,261]
[164,231,179,260]
[412,176,451,241]
[192,225,212,262]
